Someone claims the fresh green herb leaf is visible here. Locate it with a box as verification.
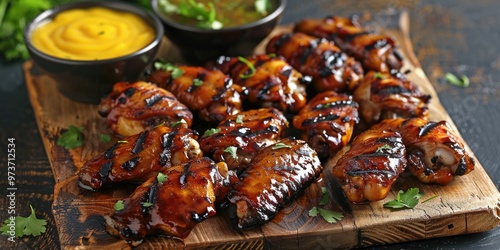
[235,115,244,124]
[202,128,221,138]
[100,134,111,143]
[57,125,84,150]
[173,0,222,29]
[421,194,439,204]
[255,0,270,16]
[0,205,47,237]
[308,207,343,223]
[444,72,470,88]
[114,200,125,211]
[373,72,387,79]
[171,119,187,127]
[272,142,292,150]
[193,78,204,86]
[141,202,153,208]
[383,188,424,209]
[157,172,168,185]
[376,144,392,153]
[154,61,185,79]
[319,187,330,206]
[237,56,256,79]
[224,146,238,158]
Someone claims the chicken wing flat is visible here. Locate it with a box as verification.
[198,107,289,172]
[228,138,322,229]
[266,32,363,93]
[294,16,403,73]
[293,91,359,159]
[354,70,431,126]
[215,54,307,113]
[332,128,406,202]
[373,118,475,185]
[146,62,242,124]
[98,81,193,137]
[104,157,238,246]
[78,125,202,190]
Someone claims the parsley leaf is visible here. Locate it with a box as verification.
[373,72,387,79]
[141,202,153,208]
[444,72,470,88]
[235,115,244,124]
[383,188,424,209]
[171,119,187,127]
[157,172,168,185]
[100,134,111,143]
[319,187,330,206]
[153,61,184,79]
[57,125,84,150]
[193,78,204,86]
[272,142,292,150]
[376,144,392,153]
[237,56,256,79]
[202,128,221,138]
[114,200,125,211]
[308,207,343,224]
[224,146,238,158]
[0,205,47,237]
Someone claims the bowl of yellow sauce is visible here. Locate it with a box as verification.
[151,0,286,63]
[25,1,164,103]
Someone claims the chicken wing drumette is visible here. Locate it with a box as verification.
[294,16,403,73]
[214,54,308,113]
[198,107,289,172]
[98,81,193,137]
[228,138,322,229]
[266,32,363,93]
[293,91,359,159]
[78,125,202,190]
[104,157,238,246]
[146,62,242,124]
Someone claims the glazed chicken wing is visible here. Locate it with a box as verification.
[215,54,307,113]
[228,138,322,229]
[146,63,242,124]
[374,118,475,185]
[354,70,431,126]
[266,32,363,93]
[332,128,406,202]
[98,81,193,137]
[78,125,202,190]
[293,91,359,159]
[198,107,288,172]
[104,157,238,246]
[294,16,403,72]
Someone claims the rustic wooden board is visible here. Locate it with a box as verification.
[24,12,500,249]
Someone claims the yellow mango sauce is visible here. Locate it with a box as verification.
[30,7,155,60]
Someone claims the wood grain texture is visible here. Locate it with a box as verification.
[22,11,500,250]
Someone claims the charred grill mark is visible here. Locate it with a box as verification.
[162,130,179,149]
[346,169,396,176]
[257,79,278,99]
[118,97,127,104]
[365,39,388,51]
[373,85,411,96]
[179,161,192,186]
[187,73,206,93]
[141,181,158,214]
[418,121,439,137]
[302,114,340,126]
[455,157,467,175]
[145,94,163,107]
[131,131,148,154]
[122,156,139,170]
[99,161,113,179]
[281,67,292,77]
[103,144,118,159]
[341,31,372,42]
[274,33,292,49]
[228,124,280,137]
[124,87,136,97]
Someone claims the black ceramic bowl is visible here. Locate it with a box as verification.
[24,1,164,103]
[151,0,286,63]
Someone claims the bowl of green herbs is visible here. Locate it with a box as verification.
[151,0,286,63]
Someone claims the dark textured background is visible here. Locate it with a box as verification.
[1,0,499,249]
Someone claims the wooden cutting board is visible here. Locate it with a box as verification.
[24,12,500,249]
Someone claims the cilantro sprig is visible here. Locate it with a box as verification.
[224,146,238,158]
[57,125,84,150]
[383,188,424,209]
[308,187,343,223]
[158,0,222,29]
[154,61,184,79]
[0,205,47,238]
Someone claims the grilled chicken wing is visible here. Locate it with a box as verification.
[198,107,289,172]
[104,157,238,246]
[354,70,431,126]
[266,32,364,93]
[78,125,202,190]
[146,63,242,124]
[98,81,193,137]
[332,128,406,202]
[228,138,322,229]
[294,16,403,72]
[214,54,308,113]
[293,91,359,159]
[373,118,475,185]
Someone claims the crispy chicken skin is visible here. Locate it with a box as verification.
[266,32,363,93]
[78,125,202,191]
[354,70,431,126]
[293,91,359,159]
[214,54,307,113]
[98,81,193,137]
[198,107,289,172]
[294,16,403,72]
[332,128,406,202]
[373,118,475,185]
[146,64,242,124]
[104,157,238,246]
[228,138,322,229]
